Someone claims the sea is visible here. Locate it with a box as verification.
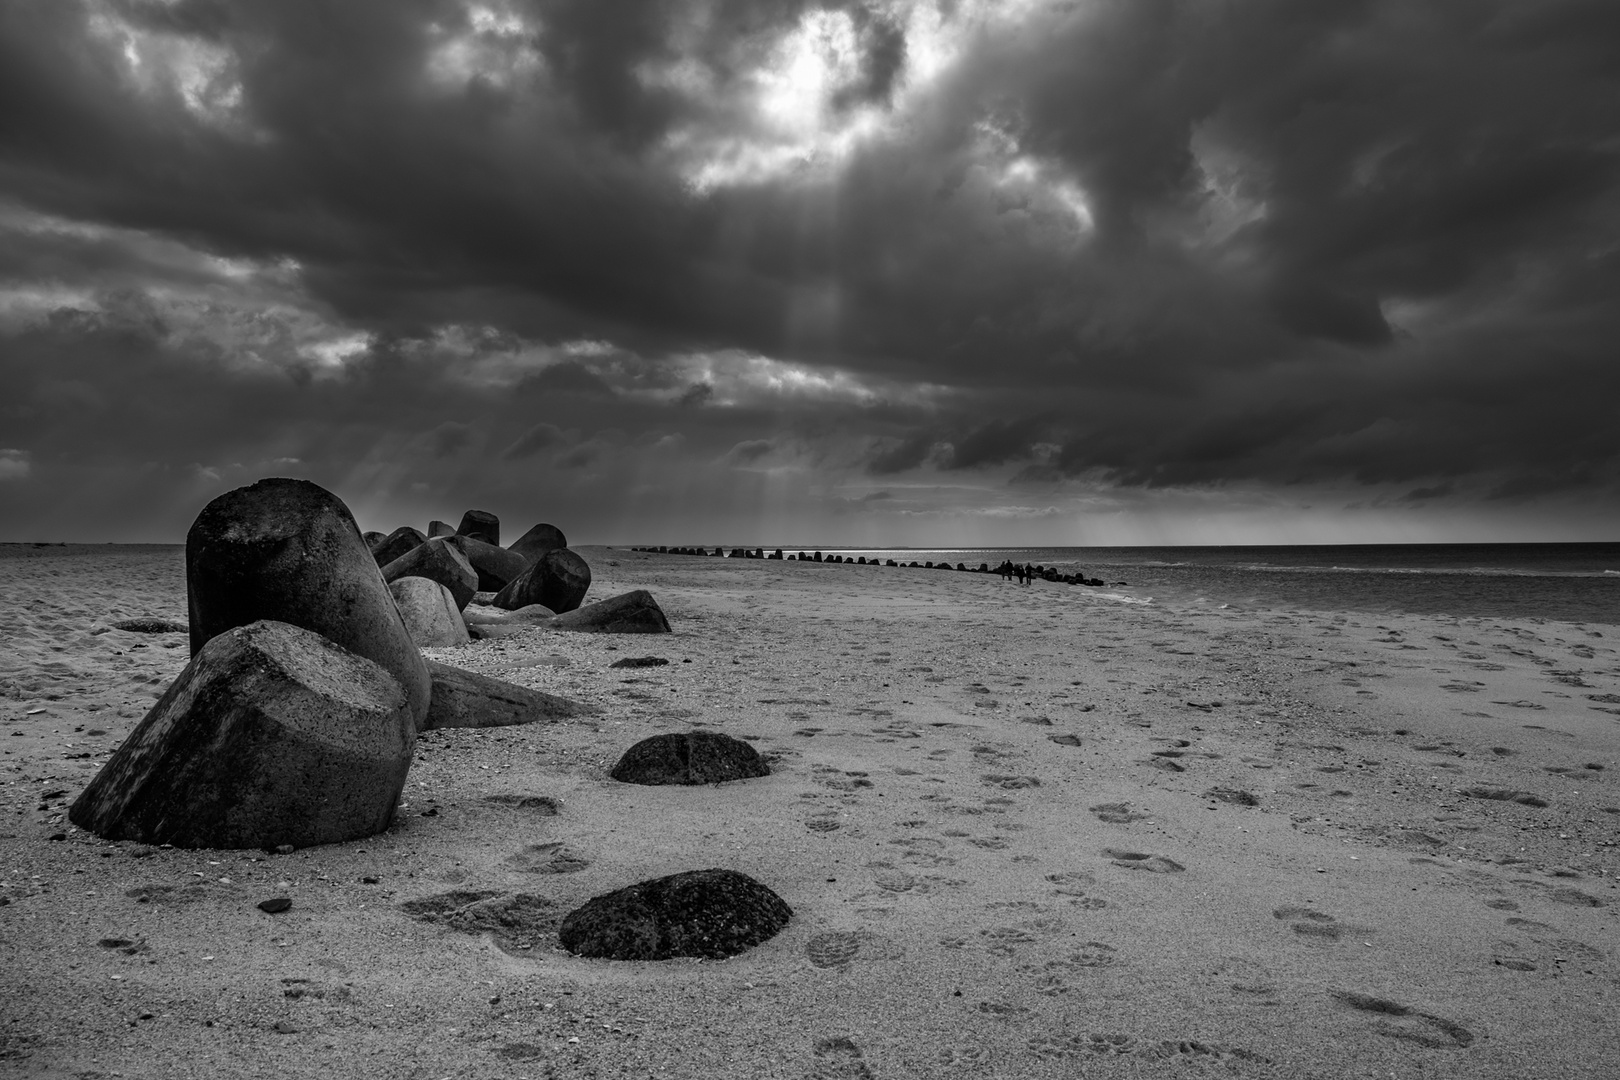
[786,543,1620,626]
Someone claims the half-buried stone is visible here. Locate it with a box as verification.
[609,730,768,785]
[558,868,792,961]
[69,620,414,850]
[494,547,591,613]
[507,522,567,565]
[456,509,500,546]
[548,590,671,634]
[381,537,478,611]
[371,525,426,567]
[187,478,432,730]
[389,577,470,648]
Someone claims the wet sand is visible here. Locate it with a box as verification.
[2,543,1618,1079]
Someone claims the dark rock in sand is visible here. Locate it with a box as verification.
[69,620,415,849]
[389,577,470,648]
[427,520,455,538]
[186,478,432,729]
[380,537,478,611]
[493,547,591,613]
[609,656,670,668]
[548,590,670,634]
[371,526,427,568]
[112,618,188,634]
[507,523,567,565]
[456,509,500,546]
[558,868,792,961]
[423,659,593,730]
[609,730,768,786]
[445,534,528,592]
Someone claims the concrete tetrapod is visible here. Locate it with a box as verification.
[507,523,567,565]
[371,526,426,567]
[493,547,591,613]
[548,590,671,633]
[445,534,528,592]
[422,659,594,730]
[381,537,478,611]
[456,509,500,546]
[69,620,415,850]
[186,477,433,730]
[389,577,470,648]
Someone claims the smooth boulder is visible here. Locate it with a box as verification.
[371,526,427,568]
[549,590,670,634]
[186,478,432,729]
[609,730,769,786]
[446,534,528,592]
[389,577,470,648]
[380,537,478,611]
[493,547,591,613]
[559,868,792,961]
[69,621,414,849]
[456,509,500,546]
[508,523,567,565]
[423,659,593,730]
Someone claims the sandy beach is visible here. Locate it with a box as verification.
[2,543,1617,1079]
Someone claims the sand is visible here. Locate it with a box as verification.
[1,543,1617,1079]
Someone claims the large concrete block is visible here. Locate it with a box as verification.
[381,536,478,610]
[508,523,567,565]
[69,621,415,850]
[186,477,432,729]
[548,590,671,634]
[423,659,594,730]
[389,577,470,648]
[445,534,528,592]
[493,547,591,613]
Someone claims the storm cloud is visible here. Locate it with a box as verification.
[2,0,1617,543]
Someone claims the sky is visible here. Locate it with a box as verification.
[2,0,1618,547]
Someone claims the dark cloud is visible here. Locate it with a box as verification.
[1,0,1617,541]
[502,422,568,460]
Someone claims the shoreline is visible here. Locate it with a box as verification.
[1,545,1617,1077]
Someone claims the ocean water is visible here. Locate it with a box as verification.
[794,543,1620,626]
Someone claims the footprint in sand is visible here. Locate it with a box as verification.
[978,926,1038,956]
[808,1036,875,1080]
[1330,991,1475,1049]
[1205,787,1260,806]
[501,842,589,874]
[1104,848,1185,873]
[1212,956,1278,997]
[1045,871,1108,908]
[1028,1032,1269,1065]
[980,773,1040,790]
[805,931,864,969]
[870,865,916,893]
[1090,802,1148,824]
[482,794,560,814]
[1273,905,1359,943]
[806,816,841,833]
[399,890,558,952]
[1021,942,1121,994]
